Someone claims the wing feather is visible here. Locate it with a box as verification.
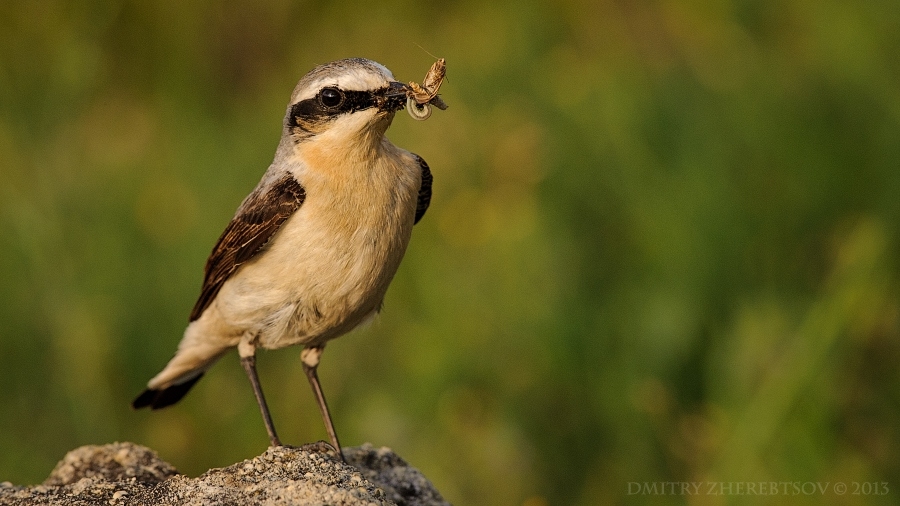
[413,155,432,225]
[189,173,306,321]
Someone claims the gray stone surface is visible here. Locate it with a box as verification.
[0,442,450,505]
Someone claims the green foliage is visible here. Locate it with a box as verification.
[1,1,898,504]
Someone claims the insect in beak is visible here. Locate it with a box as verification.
[407,99,433,120]
[405,58,448,121]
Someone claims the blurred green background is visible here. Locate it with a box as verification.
[1,1,899,504]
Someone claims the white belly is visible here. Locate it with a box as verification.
[204,147,422,350]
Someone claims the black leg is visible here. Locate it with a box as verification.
[241,355,281,447]
[301,346,344,462]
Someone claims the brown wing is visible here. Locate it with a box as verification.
[414,155,432,224]
[189,173,306,321]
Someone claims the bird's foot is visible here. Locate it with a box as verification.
[299,440,343,460]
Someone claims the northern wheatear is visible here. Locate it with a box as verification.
[133,58,440,461]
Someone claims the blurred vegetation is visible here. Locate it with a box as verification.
[1,1,899,504]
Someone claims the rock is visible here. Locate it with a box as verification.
[43,442,178,486]
[0,442,450,506]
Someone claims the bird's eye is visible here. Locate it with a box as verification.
[319,87,344,108]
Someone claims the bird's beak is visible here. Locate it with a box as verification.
[377,81,409,112]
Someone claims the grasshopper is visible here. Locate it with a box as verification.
[406,58,448,120]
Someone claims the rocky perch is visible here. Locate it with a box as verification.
[0,442,450,505]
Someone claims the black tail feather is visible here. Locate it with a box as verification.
[132,373,205,410]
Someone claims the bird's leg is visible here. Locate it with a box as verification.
[301,345,345,462]
[239,343,281,447]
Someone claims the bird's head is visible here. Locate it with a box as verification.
[282,58,408,148]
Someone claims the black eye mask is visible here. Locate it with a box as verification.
[287,86,406,131]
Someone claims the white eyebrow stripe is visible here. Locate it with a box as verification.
[290,60,396,103]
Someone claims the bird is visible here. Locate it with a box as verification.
[132,58,436,462]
